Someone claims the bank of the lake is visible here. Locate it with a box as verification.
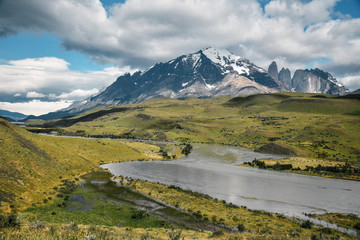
[239,157,360,181]
[102,144,360,226]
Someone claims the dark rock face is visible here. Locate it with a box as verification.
[278,68,291,89]
[268,61,278,81]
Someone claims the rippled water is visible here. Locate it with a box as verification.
[102,144,360,219]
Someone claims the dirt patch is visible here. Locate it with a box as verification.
[67,193,93,212]
[136,114,154,120]
[255,143,296,155]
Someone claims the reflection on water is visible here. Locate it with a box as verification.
[102,144,360,219]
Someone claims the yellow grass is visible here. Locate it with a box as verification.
[129,180,355,239]
[0,119,182,212]
[262,157,346,169]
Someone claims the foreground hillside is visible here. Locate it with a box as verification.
[0,118,170,212]
[1,118,358,239]
[40,93,360,163]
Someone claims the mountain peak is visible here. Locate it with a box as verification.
[268,61,278,81]
[201,47,234,60]
[199,47,250,76]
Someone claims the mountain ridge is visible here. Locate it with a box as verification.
[0,109,28,121]
[31,47,349,120]
[58,47,288,115]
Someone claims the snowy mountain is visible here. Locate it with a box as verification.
[35,48,349,120]
[62,47,288,114]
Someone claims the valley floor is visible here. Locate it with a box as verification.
[2,93,360,239]
[1,170,357,240]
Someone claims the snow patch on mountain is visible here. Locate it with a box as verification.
[182,81,190,87]
[202,47,250,76]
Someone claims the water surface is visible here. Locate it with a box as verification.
[102,144,360,219]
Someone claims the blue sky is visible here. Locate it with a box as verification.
[260,0,360,17]
[0,0,126,72]
[0,0,359,115]
[0,33,109,71]
[333,0,360,18]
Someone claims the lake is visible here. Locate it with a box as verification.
[102,144,360,219]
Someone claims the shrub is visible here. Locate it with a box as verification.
[354,222,360,230]
[0,213,20,228]
[300,220,313,229]
[320,227,332,234]
[131,209,149,219]
[181,143,193,156]
[237,223,246,232]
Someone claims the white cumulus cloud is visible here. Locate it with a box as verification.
[26,91,46,98]
[0,57,137,101]
[0,100,72,116]
[57,89,99,99]
[0,0,359,90]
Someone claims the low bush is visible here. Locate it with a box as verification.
[0,213,20,229]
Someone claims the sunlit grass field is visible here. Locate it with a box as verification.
[0,118,181,212]
[47,93,360,163]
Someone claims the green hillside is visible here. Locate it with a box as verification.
[41,93,360,163]
[0,118,169,212]
[1,93,358,239]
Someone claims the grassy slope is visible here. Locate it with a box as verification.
[130,180,354,239]
[310,213,360,230]
[0,118,167,212]
[0,116,357,239]
[0,225,211,240]
[53,93,360,163]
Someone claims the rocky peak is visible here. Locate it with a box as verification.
[268,61,278,81]
[278,67,291,89]
[291,68,348,96]
[199,47,251,76]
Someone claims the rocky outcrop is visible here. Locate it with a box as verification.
[270,61,349,96]
[278,68,291,89]
[268,61,278,81]
[291,69,348,96]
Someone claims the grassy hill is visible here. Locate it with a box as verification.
[0,118,172,212]
[1,103,358,239]
[39,93,360,163]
